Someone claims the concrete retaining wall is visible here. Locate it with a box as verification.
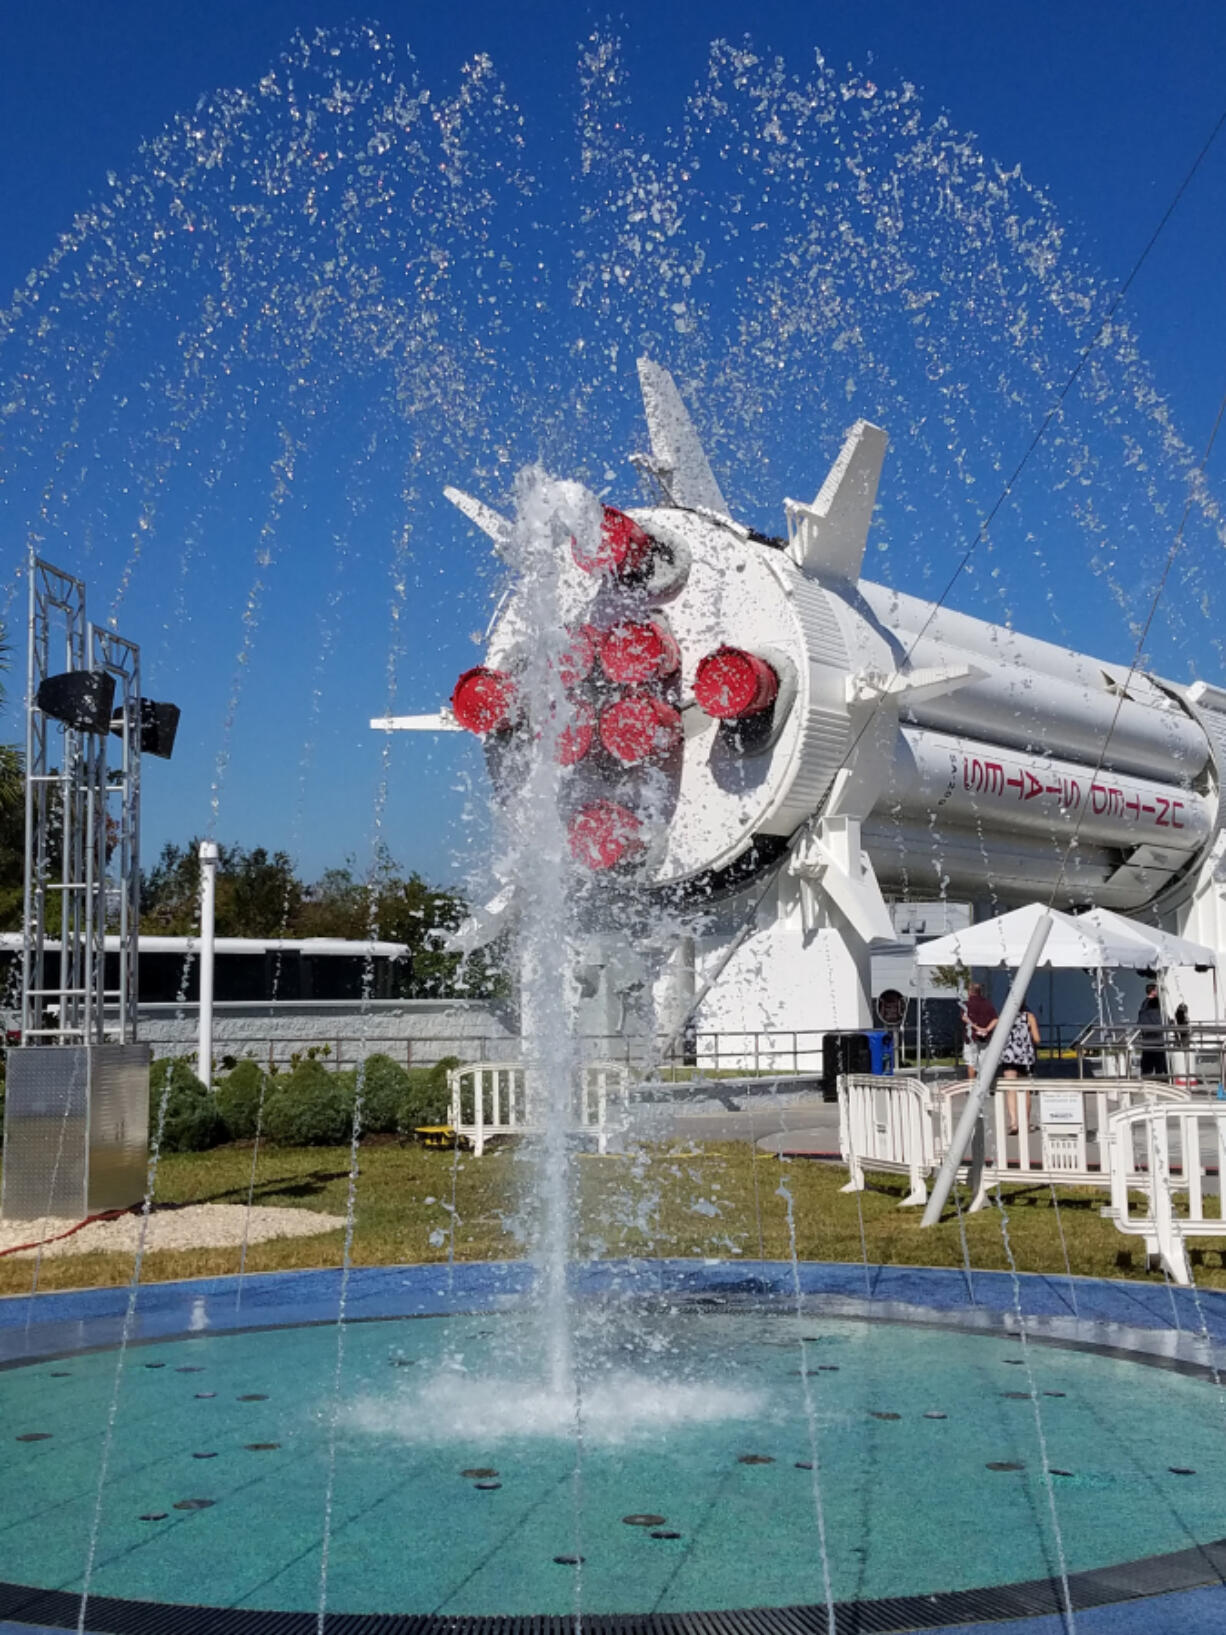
[139,998,518,1071]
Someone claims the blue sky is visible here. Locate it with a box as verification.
[2,2,1225,894]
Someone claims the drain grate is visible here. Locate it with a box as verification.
[3,1536,1226,1634]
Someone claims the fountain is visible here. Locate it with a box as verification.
[2,24,1226,1635]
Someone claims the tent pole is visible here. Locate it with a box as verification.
[916,963,923,1071]
[921,912,1053,1229]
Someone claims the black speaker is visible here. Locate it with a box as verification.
[140,699,180,759]
[36,670,116,734]
[110,698,180,759]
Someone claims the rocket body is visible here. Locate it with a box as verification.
[420,361,1226,1043]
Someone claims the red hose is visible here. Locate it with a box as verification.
[0,1208,133,1258]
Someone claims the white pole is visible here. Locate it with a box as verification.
[920,911,1053,1228]
[197,840,218,1089]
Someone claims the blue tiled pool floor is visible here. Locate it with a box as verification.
[1,1261,1224,1634]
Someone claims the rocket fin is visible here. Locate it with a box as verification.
[443,883,517,954]
[445,486,513,556]
[788,823,896,944]
[812,852,896,944]
[636,358,729,514]
[784,419,887,583]
[845,662,981,709]
[370,711,462,732]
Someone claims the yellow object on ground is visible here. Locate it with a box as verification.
[415,1125,469,1150]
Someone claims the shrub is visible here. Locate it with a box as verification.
[148,1056,226,1153]
[355,1053,412,1134]
[263,1061,358,1147]
[214,1058,271,1141]
[397,1056,461,1139]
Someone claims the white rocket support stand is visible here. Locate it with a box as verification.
[920,910,1053,1228]
[197,839,219,1089]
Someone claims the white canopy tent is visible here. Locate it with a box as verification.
[1074,907,1216,972]
[915,904,1218,1224]
[915,902,1216,972]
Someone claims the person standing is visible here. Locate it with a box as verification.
[961,982,998,1079]
[999,997,1040,1136]
[1138,983,1167,1077]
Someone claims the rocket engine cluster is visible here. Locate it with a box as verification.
[377,361,1226,1040]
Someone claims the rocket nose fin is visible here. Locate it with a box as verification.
[442,883,517,954]
[636,357,730,515]
[784,419,888,583]
[445,486,513,557]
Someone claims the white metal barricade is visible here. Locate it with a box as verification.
[1106,1103,1226,1285]
[839,1075,939,1206]
[447,1060,631,1156]
[838,1073,1189,1210]
[939,1078,1190,1211]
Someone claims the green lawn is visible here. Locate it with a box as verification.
[3,1138,1223,1297]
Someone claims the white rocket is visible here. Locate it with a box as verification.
[376,361,1226,1036]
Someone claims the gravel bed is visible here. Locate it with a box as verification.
[0,1204,346,1259]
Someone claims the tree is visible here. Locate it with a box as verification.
[141,841,303,937]
[297,848,508,999]
[140,838,507,998]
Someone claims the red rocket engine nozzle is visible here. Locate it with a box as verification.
[598,693,683,765]
[599,619,680,685]
[558,624,599,689]
[567,800,644,870]
[693,647,779,719]
[571,506,655,580]
[451,666,518,734]
[555,699,597,766]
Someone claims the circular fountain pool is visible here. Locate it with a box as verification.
[2,1268,1226,1632]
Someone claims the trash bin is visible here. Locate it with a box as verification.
[865,1028,895,1076]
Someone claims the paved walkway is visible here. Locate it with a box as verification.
[666,1092,840,1151]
